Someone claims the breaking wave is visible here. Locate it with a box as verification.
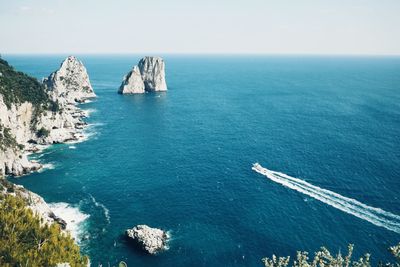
[252,163,400,234]
[38,163,56,172]
[48,202,90,241]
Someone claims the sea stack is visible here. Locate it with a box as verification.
[118,56,167,94]
[43,56,96,104]
[118,66,145,94]
[126,225,169,254]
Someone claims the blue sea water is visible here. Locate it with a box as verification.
[5,55,400,266]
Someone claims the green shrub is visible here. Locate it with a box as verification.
[0,58,53,109]
[0,58,59,128]
[36,127,50,138]
[0,193,88,267]
[262,243,400,267]
[0,124,18,151]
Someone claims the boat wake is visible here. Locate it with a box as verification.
[252,163,400,234]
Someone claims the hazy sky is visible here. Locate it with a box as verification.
[1,0,400,54]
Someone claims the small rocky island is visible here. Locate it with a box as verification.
[126,225,169,255]
[118,56,167,94]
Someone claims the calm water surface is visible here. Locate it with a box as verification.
[6,55,400,266]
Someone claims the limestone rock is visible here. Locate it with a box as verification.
[126,225,169,254]
[43,56,96,104]
[118,56,167,94]
[118,66,145,94]
[138,56,167,92]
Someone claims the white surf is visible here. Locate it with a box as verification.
[48,202,90,241]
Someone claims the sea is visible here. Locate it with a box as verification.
[5,54,400,267]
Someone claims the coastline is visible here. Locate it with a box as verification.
[0,55,98,256]
[3,98,95,242]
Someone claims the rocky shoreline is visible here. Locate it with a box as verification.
[0,55,96,235]
[0,56,96,177]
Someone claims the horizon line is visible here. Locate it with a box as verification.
[2,52,400,57]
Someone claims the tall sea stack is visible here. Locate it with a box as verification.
[118,56,167,94]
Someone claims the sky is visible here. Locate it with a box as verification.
[1,0,400,55]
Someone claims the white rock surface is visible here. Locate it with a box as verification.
[119,56,167,94]
[126,225,169,254]
[118,66,145,94]
[43,56,96,104]
[139,56,167,92]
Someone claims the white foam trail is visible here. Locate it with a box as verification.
[48,202,90,241]
[89,194,111,224]
[68,145,77,149]
[252,163,400,234]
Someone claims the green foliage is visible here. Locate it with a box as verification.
[0,123,18,151]
[390,244,400,266]
[36,127,50,138]
[0,179,15,193]
[0,58,56,109]
[262,243,400,267]
[0,58,60,150]
[0,193,88,267]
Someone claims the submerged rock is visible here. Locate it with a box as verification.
[126,225,169,254]
[118,56,167,94]
[118,66,145,94]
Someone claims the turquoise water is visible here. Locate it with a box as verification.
[6,55,400,266]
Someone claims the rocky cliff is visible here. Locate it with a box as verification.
[43,56,96,104]
[118,56,167,94]
[0,56,95,176]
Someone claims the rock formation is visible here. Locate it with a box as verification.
[0,56,95,176]
[126,225,169,254]
[43,56,96,104]
[0,56,93,264]
[118,66,145,94]
[118,56,167,94]
[138,57,167,91]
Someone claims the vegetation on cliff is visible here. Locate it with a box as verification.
[0,58,57,109]
[0,124,18,151]
[0,57,59,152]
[263,243,400,267]
[0,192,88,267]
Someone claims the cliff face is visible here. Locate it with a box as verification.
[118,56,167,94]
[138,56,167,92]
[0,56,95,176]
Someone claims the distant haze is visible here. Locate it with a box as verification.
[1,0,400,55]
